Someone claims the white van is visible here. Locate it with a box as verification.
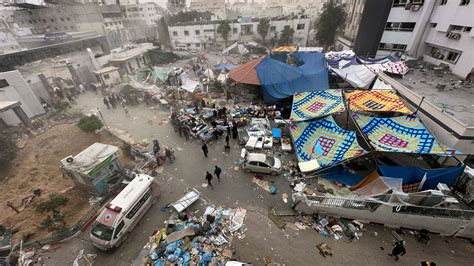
[90,174,160,250]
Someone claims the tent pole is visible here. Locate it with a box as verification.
[414,96,425,115]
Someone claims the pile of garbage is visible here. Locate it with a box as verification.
[137,205,247,265]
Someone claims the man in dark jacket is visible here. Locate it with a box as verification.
[389,241,406,261]
[202,143,208,158]
[205,171,214,189]
[214,165,222,181]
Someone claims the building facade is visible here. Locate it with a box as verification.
[168,15,311,49]
[190,0,226,19]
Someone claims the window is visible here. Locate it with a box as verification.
[270,26,276,31]
[450,25,464,31]
[440,0,447,4]
[379,43,407,51]
[296,23,305,30]
[126,188,153,219]
[66,17,71,21]
[42,19,46,23]
[385,22,416,31]
[50,18,55,22]
[60,18,65,21]
[460,0,470,5]
[233,28,237,34]
[195,30,200,35]
[284,25,290,30]
[172,31,178,36]
[0,79,9,88]
[103,74,110,80]
[184,30,189,36]
[430,23,437,28]
[113,221,125,239]
[464,27,472,32]
[446,51,460,62]
[393,0,408,7]
[196,43,200,47]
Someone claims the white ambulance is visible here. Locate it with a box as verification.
[90,174,160,250]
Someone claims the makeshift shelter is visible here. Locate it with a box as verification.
[228,57,264,85]
[204,68,216,79]
[180,72,200,92]
[378,165,465,190]
[326,52,376,88]
[358,56,409,76]
[256,52,329,102]
[290,90,345,122]
[60,143,122,195]
[353,113,459,155]
[152,67,172,81]
[318,167,365,186]
[353,175,404,197]
[290,116,367,169]
[372,78,394,90]
[345,90,411,114]
[298,47,323,52]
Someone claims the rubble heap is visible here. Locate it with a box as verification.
[138,205,247,265]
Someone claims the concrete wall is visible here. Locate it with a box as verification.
[99,69,121,86]
[25,73,52,104]
[0,70,45,125]
[294,194,474,239]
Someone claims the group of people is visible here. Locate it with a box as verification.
[102,94,125,110]
[205,165,222,189]
[152,140,175,167]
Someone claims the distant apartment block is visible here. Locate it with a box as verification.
[168,15,311,49]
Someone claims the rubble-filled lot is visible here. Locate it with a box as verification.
[0,123,132,242]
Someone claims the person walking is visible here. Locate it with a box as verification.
[225,134,230,147]
[109,95,116,109]
[152,140,160,156]
[103,97,110,109]
[214,165,222,182]
[389,241,406,261]
[183,127,190,141]
[165,147,174,163]
[202,143,208,158]
[205,171,214,189]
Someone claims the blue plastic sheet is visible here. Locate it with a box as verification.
[256,52,329,102]
[377,165,465,190]
[319,167,365,186]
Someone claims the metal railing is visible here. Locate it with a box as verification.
[295,194,382,212]
[393,205,474,220]
[17,196,109,251]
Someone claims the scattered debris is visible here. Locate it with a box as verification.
[317,243,333,257]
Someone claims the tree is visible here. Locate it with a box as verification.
[314,0,347,49]
[257,18,271,44]
[217,20,231,47]
[0,134,17,167]
[278,27,295,46]
[77,115,103,133]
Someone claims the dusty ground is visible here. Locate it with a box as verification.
[0,123,132,242]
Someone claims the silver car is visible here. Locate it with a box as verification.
[241,149,282,175]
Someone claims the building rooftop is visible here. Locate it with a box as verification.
[395,66,474,126]
[61,143,118,175]
[109,43,155,62]
[93,66,119,75]
[0,100,20,112]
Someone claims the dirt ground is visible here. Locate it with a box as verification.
[0,123,132,242]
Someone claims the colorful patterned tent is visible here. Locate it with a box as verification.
[352,113,459,155]
[358,56,409,76]
[290,116,367,167]
[345,90,411,114]
[290,90,345,122]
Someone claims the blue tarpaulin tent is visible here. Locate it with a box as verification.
[377,165,465,190]
[319,167,365,186]
[256,52,329,102]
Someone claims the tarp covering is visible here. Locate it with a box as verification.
[228,57,264,85]
[272,46,297,53]
[358,56,409,76]
[326,52,376,88]
[290,90,345,122]
[204,69,216,79]
[290,116,367,168]
[152,67,171,81]
[298,47,323,52]
[214,63,237,71]
[372,78,394,90]
[256,52,329,102]
[345,90,411,114]
[180,72,200,92]
[318,167,365,186]
[378,165,465,190]
[353,175,404,197]
[353,113,459,155]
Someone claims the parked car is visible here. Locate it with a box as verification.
[241,149,281,175]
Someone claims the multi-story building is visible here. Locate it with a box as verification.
[0,16,22,54]
[120,3,161,43]
[167,0,187,14]
[168,15,311,49]
[342,0,473,79]
[190,0,226,18]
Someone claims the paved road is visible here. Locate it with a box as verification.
[41,92,474,266]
